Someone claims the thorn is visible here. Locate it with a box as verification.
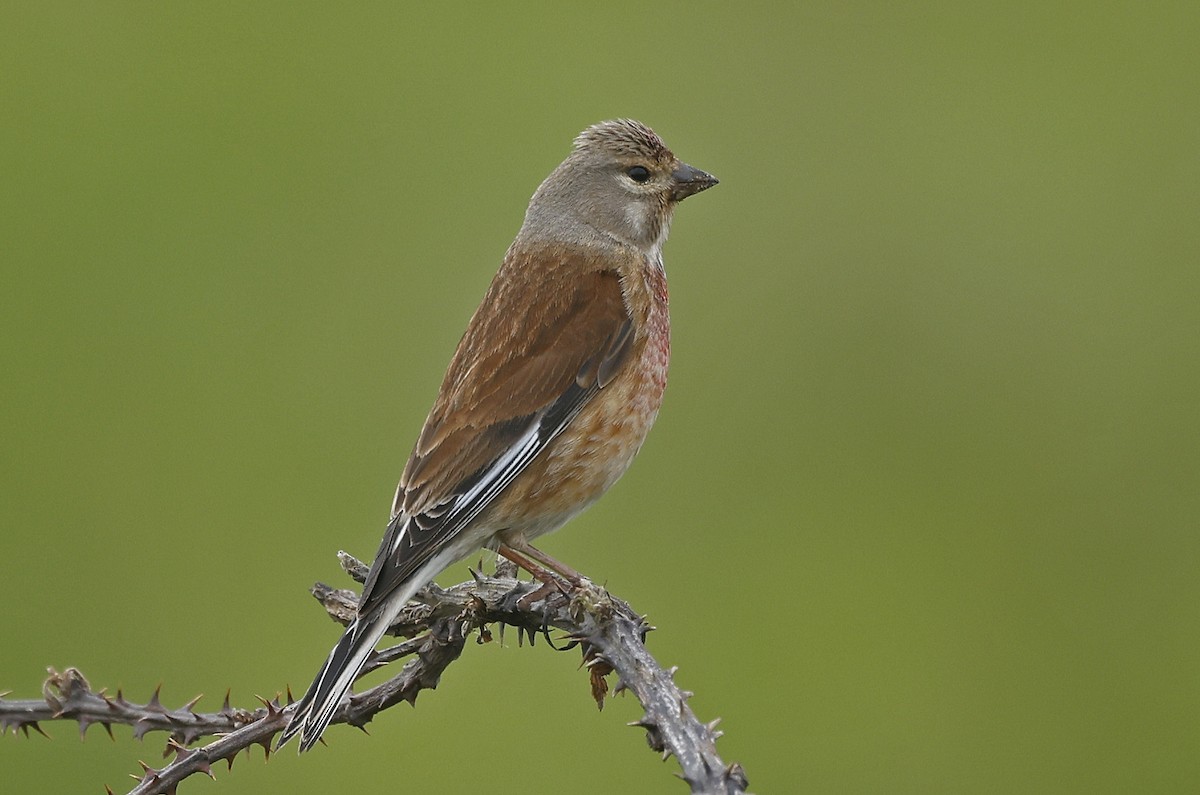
[105,786,114,795]
[166,737,214,775]
[102,722,114,741]
[285,685,295,704]
[254,694,282,717]
[554,637,581,652]
[680,690,695,701]
[661,748,673,762]
[147,684,165,712]
[627,717,656,729]
[182,693,203,713]
[220,689,233,716]
[666,666,679,678]
[24,722,49,739]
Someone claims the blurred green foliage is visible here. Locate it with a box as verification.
[2,3,1197,793]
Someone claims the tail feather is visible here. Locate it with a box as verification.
[281,539,472,753]
[279,612,391,751]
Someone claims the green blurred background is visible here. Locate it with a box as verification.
[2,3,1197,793]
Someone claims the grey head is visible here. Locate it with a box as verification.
[521,119,718,254]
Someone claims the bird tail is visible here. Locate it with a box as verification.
[278,610,392,752]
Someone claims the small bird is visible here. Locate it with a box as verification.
[280,119,717,751]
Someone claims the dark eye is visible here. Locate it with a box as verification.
[626,165,651,183]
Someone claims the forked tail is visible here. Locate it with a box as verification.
[278,612,390,752]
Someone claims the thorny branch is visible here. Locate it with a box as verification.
[1,553,749,795]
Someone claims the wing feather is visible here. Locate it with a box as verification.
[358,245,637,618]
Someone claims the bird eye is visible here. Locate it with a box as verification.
[626,165,651,183]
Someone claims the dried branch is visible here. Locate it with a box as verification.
[1,554,748,795]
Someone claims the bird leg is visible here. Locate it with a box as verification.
[495,545,568,610]
[498,539,586,587]
[497,544,567,597]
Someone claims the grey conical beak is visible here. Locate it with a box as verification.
[670,162,719,201]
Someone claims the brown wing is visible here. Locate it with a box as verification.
[398,245,633,516]
[357,244,636,616]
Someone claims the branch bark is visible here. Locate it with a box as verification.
[0,554,749,795]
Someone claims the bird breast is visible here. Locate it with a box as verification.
[492,253,671,541]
